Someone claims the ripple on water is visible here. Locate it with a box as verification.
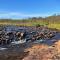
[33,39,44,44]
[11,39,26,45]
[0,47,7,50]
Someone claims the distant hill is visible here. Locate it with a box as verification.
[0,15,60,23]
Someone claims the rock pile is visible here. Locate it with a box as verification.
[0,26,58,45]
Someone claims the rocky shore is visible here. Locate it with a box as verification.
[0,25,60,60]
[0,40,60,60]
[0,25,58,45]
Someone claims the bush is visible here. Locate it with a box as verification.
[35,24,41,27]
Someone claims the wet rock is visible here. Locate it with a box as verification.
[6,32,14,41]
[16,32,26,40]
[0,26,58,45]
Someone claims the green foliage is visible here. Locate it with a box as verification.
[35,24,41,27]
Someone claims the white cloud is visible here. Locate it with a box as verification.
[0,12,52,19]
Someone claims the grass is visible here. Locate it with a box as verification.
[0,19,60,30]
[48,24,60,29]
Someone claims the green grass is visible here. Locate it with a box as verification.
[0,20,60,29]
[0,18,60,30]
[48,24,60,29]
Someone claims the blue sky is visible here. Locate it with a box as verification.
[0,0,60,19]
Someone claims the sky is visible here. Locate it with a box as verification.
[0,0,60,19]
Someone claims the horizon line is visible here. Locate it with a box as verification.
[0,11,60,19]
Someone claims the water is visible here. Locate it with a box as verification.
[11,39,26,45]
[0,26,60,50]
[0,47,7,50]
[33,32,60,45]
[33,39,44,43]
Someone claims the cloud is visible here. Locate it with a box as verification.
[0,12,52,19]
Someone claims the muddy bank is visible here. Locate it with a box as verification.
[23,40,60,60]
[0,51,28,60]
